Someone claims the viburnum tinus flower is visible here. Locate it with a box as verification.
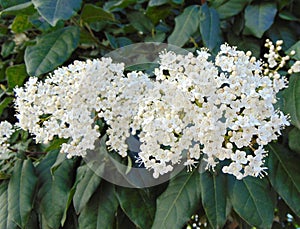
[14,40,292,179]
[0,121,14,155]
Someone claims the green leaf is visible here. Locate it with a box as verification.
[199,3,223,52]
[287,41,300,60]
[200,171,228,229]
[36,151,75,229]
[7,159,37,228]
[0,181,18,229]
[0,2,35,16]
[25,26,80,76]
[288,127,300,153]
[148,0,168,7]
[6,64,27,89]
[0,0,29,9]
[267,143,300,215]
[80,4,115,24]
[116,187,156,229]
[128,12,154,33]
[78,181,119,229]
[11,15,31,33]
[1,41,15,58]
[0,97,13,116]
[283,74,300,129]
[151,169,201,229]
[279,11,300,22]
[215,0,250,19]
[244,3,277,38]
[267,22,297,50]
[227,176,276,228]
[31,0,82,26]
[104,0,136,12]
[168,5,200,47]
[73,163,103,214]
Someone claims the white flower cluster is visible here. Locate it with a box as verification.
[0,121,14,154]
[14,41,291,179]
[15,58,124,158]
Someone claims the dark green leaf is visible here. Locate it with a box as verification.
[151,169,201,229]
[244,3,277,38]
[36,151,76,229]
[78,181,119,229]
[80,4,115,24]
[227,176,276,228]
[104,0,136,12]
[6,64,27,89]
[267,22,297,50]
[1,41,15,58]
[148,0,168,7]
[116,187,156,229]
[267,143,300,215]
[7,159,37,228]
[0,2,34,15]
[0,97,14,116]
[287,41,300,60]
[279,11,300,22]
[31,0,82,26]
[200,171,228,229]
[25,26,80,76]
[50,152,67,175]
[73,163,103,214]
[168,5,200,47]
[283,74,300,129]
[215,0,250,19]
[288,127,300,153]
[199,3,223,52]
[0,181,18,229]
[128,12,154,33]
[0,0,29,9]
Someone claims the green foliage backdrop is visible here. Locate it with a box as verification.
[0,0,300,228]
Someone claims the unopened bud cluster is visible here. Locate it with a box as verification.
[14,41,294,179]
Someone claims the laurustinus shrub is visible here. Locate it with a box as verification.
[3,40,299,180]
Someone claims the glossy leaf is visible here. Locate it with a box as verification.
[7,159,37,228]
[227,176,276,228]
[0,0,29,9]
[116,187,156,229]
[148,0,168,7]
[128,12,154,33]
[215,0,250,19]
[6,64,27,89]
[25,26,80,76]
[288,127,300,153]
[267,23,297,50]
[168,5,200,47]
[31,0,82,26]
[151,169,201,229]
[36,151,75,229]
[80,4,115,24]
[199,3,223,52]
[0,97,14,116]
[267,143,300,215]
[244,3,277,38]
[0,181,17,229]
[73,163,103,214]
[78,182,118,229]
[283,74,300,129]
[200,171,227,229]
[0,2,34,15]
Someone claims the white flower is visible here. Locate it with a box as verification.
[14,40,290,179]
